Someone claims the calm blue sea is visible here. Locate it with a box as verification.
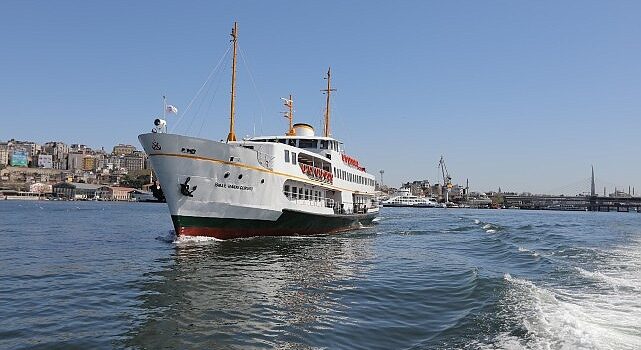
[1,201,640,349]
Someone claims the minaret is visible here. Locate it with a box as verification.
[590,165,596,197]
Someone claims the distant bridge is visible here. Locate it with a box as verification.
[503,195,641,212]
[503,166,641,212]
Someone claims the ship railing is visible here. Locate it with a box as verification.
[283,190,335,209]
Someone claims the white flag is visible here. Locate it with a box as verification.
[166,105,178,114]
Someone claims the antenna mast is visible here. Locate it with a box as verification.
[227,22,238,142]
[322,67,336,137]
[283,95,295,136]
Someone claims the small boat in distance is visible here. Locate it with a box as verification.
[382,188,442,208]
[138,22,379,239]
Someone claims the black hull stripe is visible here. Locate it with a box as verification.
[172,209,378,239]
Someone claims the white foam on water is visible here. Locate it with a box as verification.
[517,246,540,257]
[174,235,223,244]
[575,267,641,292]
[491,273,641,350]
[482,224,492,229]
[474,219,481,224]
[372,217,382,222]
[486,229,497,234]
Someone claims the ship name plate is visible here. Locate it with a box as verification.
[215,182,254,191]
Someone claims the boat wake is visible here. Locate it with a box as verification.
[487,272,641,350]
[173,235,224,244]
[155,230,177,243]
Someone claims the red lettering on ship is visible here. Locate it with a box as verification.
[299,163,333,184]
[341,154,366,172]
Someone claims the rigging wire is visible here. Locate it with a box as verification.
[170,45,231,133]
[185,62,220,135]
[238,45,266,136]
[197,69,226,138]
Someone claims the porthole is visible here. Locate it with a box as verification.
[238,174,243,179]
[261,179,265,184]
[224,172,230,178]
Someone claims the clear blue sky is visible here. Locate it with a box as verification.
[1,1,640,194]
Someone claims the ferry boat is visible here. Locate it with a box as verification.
[138,23,378,240]
[381,188,442,208]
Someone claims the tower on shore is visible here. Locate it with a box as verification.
[591,165,596,197]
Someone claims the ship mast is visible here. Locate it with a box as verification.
[322,67,336,137]
[283,94,296,136]
[227,22,238,142]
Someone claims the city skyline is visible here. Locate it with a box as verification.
[2,1,640,193]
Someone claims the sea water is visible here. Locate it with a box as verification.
[1,201,640,349]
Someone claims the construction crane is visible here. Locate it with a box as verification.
[438,156,453,203]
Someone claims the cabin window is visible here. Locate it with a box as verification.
[298,139,316,148]
[284,185,290,198]
[304,188,309,200]
[291,186,297,199]
[298,187,303,199]
[284,150,290,163]
[320,140,328,149]
[291,152,297,165]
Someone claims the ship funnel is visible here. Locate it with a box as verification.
[293,123,315,137]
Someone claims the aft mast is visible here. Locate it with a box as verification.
[322,67,336,137]
[227,22,238,142]
[283,94,296,136]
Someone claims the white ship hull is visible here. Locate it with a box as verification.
[139,133,378,239]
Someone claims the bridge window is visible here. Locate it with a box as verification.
[299,139,317,149]
[288,139,297,147]
[320,140,328,149]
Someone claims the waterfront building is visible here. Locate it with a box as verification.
[70,144,89,153]
[29,182,52,195]
[112,144,136,156]
[52,182,102,200]
[43,142,70,170]
[82,156,96,171]
[10,148,29,167]
[123,155,144,173]
[37,154,53,168]
[111,186,134,200]
[67,153,86,170]
[94,186,134,201]
[0,143,8,167]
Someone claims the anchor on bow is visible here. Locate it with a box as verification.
[180,177,197,197]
